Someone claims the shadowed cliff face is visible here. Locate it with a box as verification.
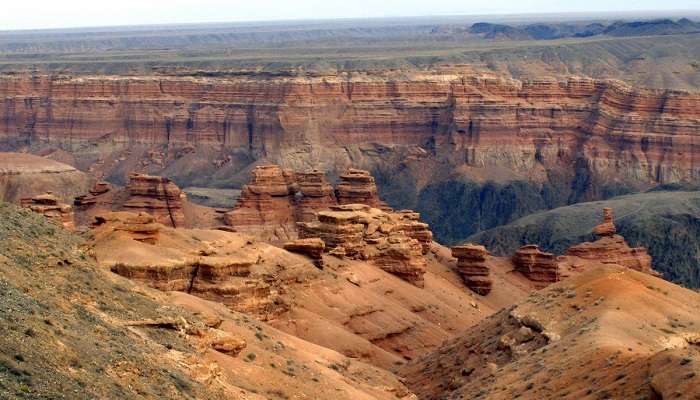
[0,70,698,242]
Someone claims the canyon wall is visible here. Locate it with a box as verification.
[1,70,698,242]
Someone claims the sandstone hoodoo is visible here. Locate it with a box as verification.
[224,166,397,242]
[451,244,492,295]
[336,169,391,211]
[566,208,658,275]
[123,173,186,228]
[299,204,430,287]
[296,170,338,222]
[224,165,298,240]
[592,207,616,236]
[512,245,561,287]
[20,192,75,231]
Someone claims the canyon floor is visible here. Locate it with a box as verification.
[1,12,700,399]
[2,198,699,399]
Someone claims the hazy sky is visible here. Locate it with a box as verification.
[2,0,699,30]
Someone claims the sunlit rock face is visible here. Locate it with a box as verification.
[1,71,698,243]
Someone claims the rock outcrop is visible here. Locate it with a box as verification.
[224,166,401,242]
[394,210,433,254]
[296,170,337,222]
[93,211,285,320]
[93,212,161,244]
[336,169,390,211]
[451,244,492,295]
[283,238,325,260]
[566,208,658,275]
[592,207,616,236]
[20,193,75,230]
[223,165,298,239]
[512,245,561,287]
[123,173,186,228]
[73,181,117,225]
[0,152,92,204]
[299,204,430,287]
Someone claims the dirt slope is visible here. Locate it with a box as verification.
[0,202,414,399]
[399,265,700,399]
[89,213,534,369]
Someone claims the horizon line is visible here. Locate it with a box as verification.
[2,8,699,33]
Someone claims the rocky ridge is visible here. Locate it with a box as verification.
[399,265,700,399]
[90,207,527,368]
[0,201,416,399]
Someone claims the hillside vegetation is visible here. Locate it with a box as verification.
[468,190,700,288]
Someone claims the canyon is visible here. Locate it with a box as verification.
[1,130,697,399]
[0,69,698,244]
[1,11,700,400]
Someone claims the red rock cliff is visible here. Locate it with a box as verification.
[1,71,697,189]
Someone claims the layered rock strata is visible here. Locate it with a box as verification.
[296,170,337,222]
[94,212,284,320]
[0,72,698,192]
[592,207,616,236]
[283,238,325,260]
[123,173,186,228]
[223,165,298,239]
[93,212,161,244]
[394,210,433,254]
[566,208,658,275]
[512,245,561,287]
[336,169,391,211]
[225,166,401,242]
[20,192,75,230]
[451,244,492,295]
[299,204,430,287]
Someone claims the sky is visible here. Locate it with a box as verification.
[2,0,699,30]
